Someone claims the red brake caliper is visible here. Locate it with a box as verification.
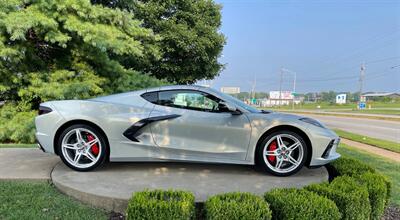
[268,141,277,163]
[87,134,99,156]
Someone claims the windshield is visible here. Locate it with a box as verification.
[209,88,261,113]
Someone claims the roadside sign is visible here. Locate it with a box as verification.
[358,102,366,109]
[220,87,240,94]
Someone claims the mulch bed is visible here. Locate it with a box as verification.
[109,211,124,220]
[382,205,400,220]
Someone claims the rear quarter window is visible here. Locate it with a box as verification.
[141,92,158,104]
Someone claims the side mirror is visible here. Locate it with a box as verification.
[219,102,241,115]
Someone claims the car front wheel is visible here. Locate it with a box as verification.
[57,124,108,171]
[256,130,308,176]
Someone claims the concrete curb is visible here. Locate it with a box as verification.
[51,164,128,213]
[0,148,59,181]
[51,162,329,213]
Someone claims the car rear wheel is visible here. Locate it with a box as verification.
[57,124,108,171]
[256,130,308,176]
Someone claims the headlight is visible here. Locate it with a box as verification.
[299,117,325,128]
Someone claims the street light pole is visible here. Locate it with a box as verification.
[282,68,297,110]
[358,62,365,108]
[279,68,283,107]
[292,72,296,110]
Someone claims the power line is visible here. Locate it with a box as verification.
[365,56,400,64]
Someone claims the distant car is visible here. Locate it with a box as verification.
[35,85,340,176]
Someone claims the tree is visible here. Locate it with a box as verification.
[0,0,164,107]
[320,91,337,103]
[0,0,165,143]
[92,0,226,84]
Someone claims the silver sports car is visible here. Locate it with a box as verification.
[35,85,340,176]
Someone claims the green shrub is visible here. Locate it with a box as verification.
[0,104,36,144]
[264,188,341,220]
[205,192,272,220]
[357,172,387,220]
[331,156,376,176]
[305,176,370,220]
[331,156,392,205]
[382,175,392,205]
[126,189,195,220]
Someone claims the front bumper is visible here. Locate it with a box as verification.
[310,138,341,166]
[307,126,341,166]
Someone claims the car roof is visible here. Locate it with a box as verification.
[145,85,211,92]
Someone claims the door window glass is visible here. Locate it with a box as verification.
[158,90,220,112]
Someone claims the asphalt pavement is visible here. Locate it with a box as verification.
[299,114,400,143]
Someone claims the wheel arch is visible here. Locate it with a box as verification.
[53,119,110,161]
[255,125,313,166]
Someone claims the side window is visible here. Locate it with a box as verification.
[141,92,158,104]
[158,90,220,112]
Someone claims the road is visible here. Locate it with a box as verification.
[297,114,400,143]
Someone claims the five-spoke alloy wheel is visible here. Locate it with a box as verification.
[57,124,108,171]
[256,130,308,176]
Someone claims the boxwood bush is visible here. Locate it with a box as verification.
[305,176,370,220]
[205,192,272,220]
[331,156,376,176]
[357,172,387,220]
[126,189,195,220]
[331,156,392,205]
[264,188,341,220]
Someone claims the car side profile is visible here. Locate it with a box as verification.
[35,85,340,176]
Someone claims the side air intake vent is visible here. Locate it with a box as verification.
[322,140,335,159]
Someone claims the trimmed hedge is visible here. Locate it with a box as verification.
[331,156,392,205]
[264,188,341,220]
[126,189,195,220]
[205,192,272,220]
[381,174,392,205]
[305,176,370,220]
[357,172,387,220]
[331,156,376,176]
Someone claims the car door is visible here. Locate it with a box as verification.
[148,89,252,161]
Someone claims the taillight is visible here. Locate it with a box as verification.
[38,106,52,115]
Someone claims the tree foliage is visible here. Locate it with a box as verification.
[0,0,164,107]
[0,0,225,143]
[92,0,226,84]
[0,0,168,143]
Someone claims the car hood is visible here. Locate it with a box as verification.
[255,111,304,120]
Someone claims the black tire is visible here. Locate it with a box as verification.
[57,124,108,171]
[256,130,308,177]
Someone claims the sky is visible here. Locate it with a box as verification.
[206,0,400,93]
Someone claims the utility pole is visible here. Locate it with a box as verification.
[279,68,283,107]
[252,75,257,100]
[359,62,365,104]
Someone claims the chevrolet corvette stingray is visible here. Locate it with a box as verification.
[35,85,340,176]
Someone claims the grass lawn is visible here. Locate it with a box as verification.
[264,101,400,113]
[334,129,400,153]
[0,181,107,220]
[0,143,36,148]
[329,109,400,115]
[337,144,400,206]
